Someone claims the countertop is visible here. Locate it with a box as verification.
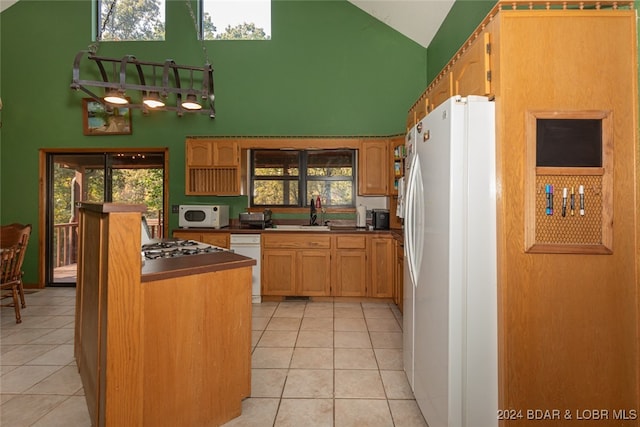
[141,251,256,283]
[174,224,404,243]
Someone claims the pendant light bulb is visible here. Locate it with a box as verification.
[104,89,128,105]
[143,92,165,109]
[181,93,202,110]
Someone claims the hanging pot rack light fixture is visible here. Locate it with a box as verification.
[70,0,215,118]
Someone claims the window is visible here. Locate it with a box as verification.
[98,0,166,41]
[201,0,271,40]
[251,150,355,207]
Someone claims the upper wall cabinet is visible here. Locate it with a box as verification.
[450,31,491,98]
[414,26,492,118]
[358,139,389,195]
[427,72,453,112]
[185,139,240,195]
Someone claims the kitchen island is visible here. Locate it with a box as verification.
[74,202,256,427]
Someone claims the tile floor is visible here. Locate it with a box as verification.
[1,288,427,427]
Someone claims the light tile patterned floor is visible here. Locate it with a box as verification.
[1,288,427,426]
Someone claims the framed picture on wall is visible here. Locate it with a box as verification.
[82,98,132,136]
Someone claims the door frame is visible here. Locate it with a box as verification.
[38,147,170,288]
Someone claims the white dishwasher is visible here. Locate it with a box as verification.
[230,234,261,303]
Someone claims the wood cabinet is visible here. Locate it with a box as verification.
[450,31,491,99]
[186,139,239,167]
[262,232,397,299]
[332,235,367,296]
[416,24,491,118]
[298,250,332,296]
[172,230,230,248]
[368,235,394,298]
[261,234,331,296]
[393,238,403,313]
[358,139,389,195]
[408,2,639,419]
[427,71,453,112]
[185,138,240,195]
[75,203,253,427]
[262,249,296,295]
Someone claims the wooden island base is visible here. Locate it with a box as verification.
[74,203,254,427]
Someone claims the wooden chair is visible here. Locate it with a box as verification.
[0,223,31,310]
[1,245,24,323]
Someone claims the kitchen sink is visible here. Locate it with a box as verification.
[265,224,331,231]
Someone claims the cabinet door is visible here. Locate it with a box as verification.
[186,140,213,167]
[172,231,200,241]
[262,250,296,295]
[428,72,453,112]
[213,140,239,166]
[334,251,367,297]
[358,140,389,195]
[200,233,230,249]
[393,240,404,312]
[451,32,491,97]
[297,250,331,296]
[368,237,394,298]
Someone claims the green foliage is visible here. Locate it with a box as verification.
[202,12,217,40]
[100,0,165,41]
[53,165,76,224]
[112,168,163,218]
[53,165,162,224]
[215,22,270,40]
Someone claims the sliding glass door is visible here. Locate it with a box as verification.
[46,150,167,286]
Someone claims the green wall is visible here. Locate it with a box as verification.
[6,0,635,286]
[0,0,429,284]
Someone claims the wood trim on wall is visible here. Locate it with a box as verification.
[524,110,614,254]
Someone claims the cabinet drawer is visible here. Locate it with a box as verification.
[335,235,366,249]
[263,234,331,249]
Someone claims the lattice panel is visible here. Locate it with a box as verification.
[535,175,602,244]
[188,167,239,195]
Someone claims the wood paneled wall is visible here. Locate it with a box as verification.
[490,9,639,423]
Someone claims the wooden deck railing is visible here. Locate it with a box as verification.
[53,218,162,268]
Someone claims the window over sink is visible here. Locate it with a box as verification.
[250,149,355,208]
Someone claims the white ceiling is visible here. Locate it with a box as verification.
[349,0,454,48]
[0,0,452,48]
[0,0,18,13]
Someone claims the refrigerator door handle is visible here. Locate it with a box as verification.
[405,153,424,289]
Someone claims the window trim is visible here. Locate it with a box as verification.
[250,149,356,208]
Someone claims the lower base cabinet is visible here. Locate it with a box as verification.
[261,234,331,296]
[262,250,296,295]
[333,236,367,296]
[298,250,332,296]
[172,230,230,248]
[262,233,398,299]
[368,236,394,298]
[394,239,404,313]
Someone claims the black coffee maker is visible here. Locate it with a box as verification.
[372,209,390,230]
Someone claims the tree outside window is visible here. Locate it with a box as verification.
[251,150,355,208]
[98,0,166,41]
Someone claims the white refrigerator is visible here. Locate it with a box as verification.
[403,95,498,427]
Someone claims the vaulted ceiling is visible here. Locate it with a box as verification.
[0,0,452,48]
[349,0,454,48]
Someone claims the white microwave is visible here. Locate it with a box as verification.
[178,205,229,229]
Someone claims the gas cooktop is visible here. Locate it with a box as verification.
[142,239,227,260]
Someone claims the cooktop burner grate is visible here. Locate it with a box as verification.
[142,239,227,260]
